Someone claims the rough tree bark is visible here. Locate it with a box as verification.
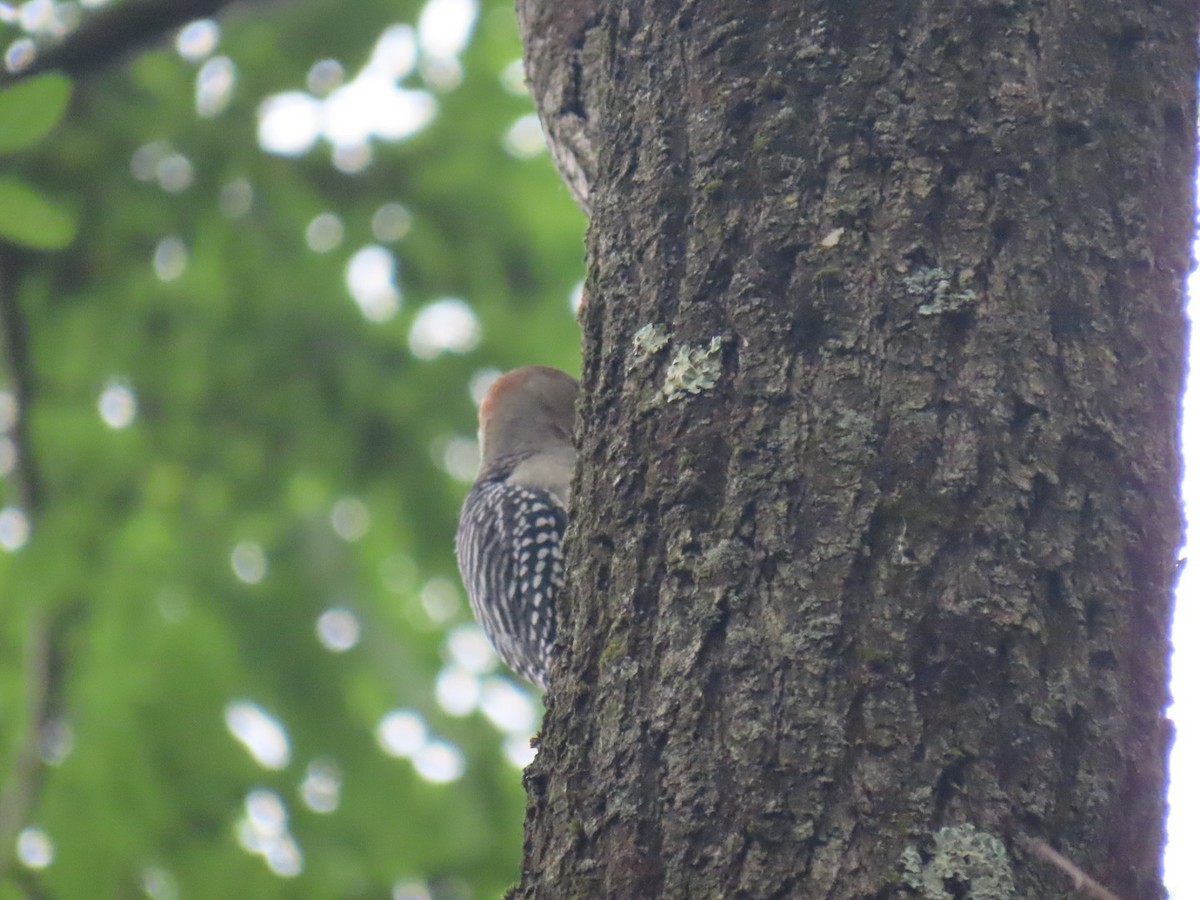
[515,0,1197,897]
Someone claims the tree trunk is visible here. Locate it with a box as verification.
[515,1,1197,897]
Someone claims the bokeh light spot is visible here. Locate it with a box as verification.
[5,38,36,72]
[196,56,236,117]
[480,676,537,734]
[503,113,546,159]
[157,153,194,192]
[0,506,30,551]
[257,23,436,167]
[236,790,304,878]
[98,380,137,429]
[408,298,481,360]
[419,577,460,623]
[393,882,433,900]
[417,0,477,59]
[231,541,267,584]
[16,827,52,869]
[306,58,345,96]
[153,237,188,282]
[264,839,303,878]
[305,212,344,253]
[244,789,287,841]
[49,3,79,36]
[328,80,437,147]
[376,709,427,758]
[333,142,373,174]
[419,57,462,92]
[413,740,465,783]
[499,58,527,96]
[257,92,322,156]
[367,24,417,80]
[345,245,401,322]
[300,759,342,813]
[372,202,412,243]
[176,19,219,61]
[469,368,502,406]
[316,607,360,653]
[131,140,169,182]
[219,179,254,219]
[569,280,585,314]
[142,864,179,900]
[330,496,370,540]
[503,733,538,769]
[18,0,51,32]
[435,667,481,716]
[447,623,497,674]
[435,434,479,482]
[225,702,291,770]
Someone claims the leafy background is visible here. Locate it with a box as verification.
[0,0,583,897]
[0,2,1196,899]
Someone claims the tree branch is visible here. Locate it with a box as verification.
[0,599,82,884]
[1022,836,1125,900]
[0,617,52,883]
[0,252,41,513]
[1,0,260,86]
[0,252,81,885]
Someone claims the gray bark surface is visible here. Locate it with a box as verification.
[516,0,601,215]
[514,1,1197,896]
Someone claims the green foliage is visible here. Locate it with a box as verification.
[0,1,584,898]
[0,72,71,154]
[0,72,77,248]
[0,178,76,249]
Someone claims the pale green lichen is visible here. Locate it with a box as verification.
[901,825,1016,899]
[819,226,845,248]
[901,845,925,889]
[632,323,670,359]
[902,266,977,316]
[661,337,724,401]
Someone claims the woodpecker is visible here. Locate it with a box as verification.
[456,366,578,688]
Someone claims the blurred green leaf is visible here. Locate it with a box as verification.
[0,177,76,249]
[0,72,72,154]
[0,1,583,896]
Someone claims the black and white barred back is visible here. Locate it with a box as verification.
[455,477,567,688]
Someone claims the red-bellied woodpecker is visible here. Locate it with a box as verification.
[456,366,578,687]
